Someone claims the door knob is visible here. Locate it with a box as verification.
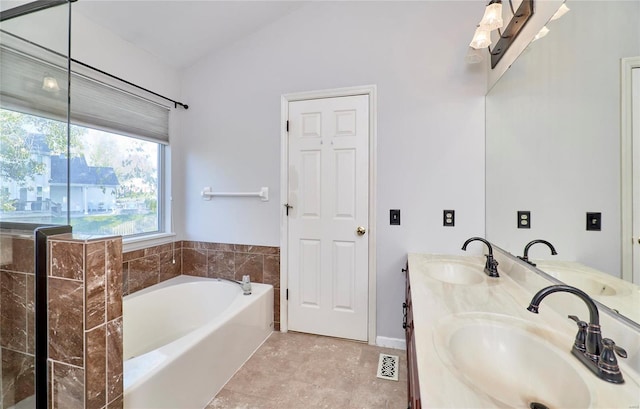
[356,226,366,236]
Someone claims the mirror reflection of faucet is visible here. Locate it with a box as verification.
[527,284,627,384]
[518,239,557,267]
[461,237,499,277]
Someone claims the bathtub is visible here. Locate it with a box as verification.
[123,275,274,409]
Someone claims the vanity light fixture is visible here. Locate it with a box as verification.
[478,0,504,31]
[470,25,492,49]
[550,3,570,21]
[468,0,535,69]
[465,47,485,64]
[41,73,60,92]
[532,26,550,42]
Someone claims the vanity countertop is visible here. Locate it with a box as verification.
[407,252,640,409]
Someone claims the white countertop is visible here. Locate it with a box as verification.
[407,252,640,409]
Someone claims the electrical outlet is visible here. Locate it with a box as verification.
[443,210,455,226]
[517,211,531,229]
[390,209,401,225]
[586,212,601,231]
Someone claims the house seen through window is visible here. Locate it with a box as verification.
[0,108,161,236]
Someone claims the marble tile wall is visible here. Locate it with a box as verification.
[123,241,281,330]
[121,243,182,296]
[48,234,123,409]
[0,235,35,409]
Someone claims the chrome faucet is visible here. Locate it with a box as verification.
[216,277,252,295]
[461,237,499,277]
[518,239,557,267]
[527,284,627,384]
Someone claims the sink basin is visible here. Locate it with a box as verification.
[434,313,592,408]
[422,261,485,285]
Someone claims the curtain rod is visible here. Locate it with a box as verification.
[69,58,188,109]
[0,0,73,22]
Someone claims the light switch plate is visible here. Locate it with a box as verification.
[586,212,601,231]
[390,209,400,225]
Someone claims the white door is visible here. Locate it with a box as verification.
[633,67,640,284]
[287,95,369,341]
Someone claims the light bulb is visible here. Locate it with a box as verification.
[42,74,60,92]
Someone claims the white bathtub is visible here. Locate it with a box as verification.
[123,275,273,409]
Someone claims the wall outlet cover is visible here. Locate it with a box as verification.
[517,211,531,229]
[443,210,455,226]
[586,212,601,231]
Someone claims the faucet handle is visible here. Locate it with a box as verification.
[602,338,627,359]
[484,255,500,277]
[567,315,587,352]
[598,338,627,384]
[568,315,584,323]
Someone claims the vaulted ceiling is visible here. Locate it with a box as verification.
[72,1,305,69]
[1,0,305,70]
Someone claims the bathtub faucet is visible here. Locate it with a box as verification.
[216,276,252,295]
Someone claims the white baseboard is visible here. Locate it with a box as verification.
[376,336,406,350]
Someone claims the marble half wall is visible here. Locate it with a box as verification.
[48,234,123,409]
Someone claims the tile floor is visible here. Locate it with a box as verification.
[206,331,407,409]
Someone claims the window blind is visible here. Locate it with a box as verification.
[0,31,170,144]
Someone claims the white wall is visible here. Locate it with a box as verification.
[177,2,487,340]
[486,1,640,276]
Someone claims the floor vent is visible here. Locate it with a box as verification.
[376,353,399,381]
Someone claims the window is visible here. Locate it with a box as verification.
[0,108,162,236]
[1,29,171,240]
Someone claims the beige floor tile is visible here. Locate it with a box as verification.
[207,332,408,409]
[207,389,278,409]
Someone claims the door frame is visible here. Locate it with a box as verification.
[620,57,640,282]
[279,85,377,344]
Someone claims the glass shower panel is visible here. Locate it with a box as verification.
[0,228,36,409]
[0,2,71,408]
[0,3,70,227]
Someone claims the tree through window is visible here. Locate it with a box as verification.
[0,108,161,236]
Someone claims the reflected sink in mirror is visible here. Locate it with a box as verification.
[434,313,592,409]
[422,261,485,285]
[535,262,632,297]
[534,261,640,324]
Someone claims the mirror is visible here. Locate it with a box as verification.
[486,0,640,323]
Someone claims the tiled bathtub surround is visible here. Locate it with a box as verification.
[48,234,123,409]
[121,243,181,295]
[122,241,281,329]
[0,235,35,408]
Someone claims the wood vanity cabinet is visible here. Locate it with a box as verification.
[403,264,421,409]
